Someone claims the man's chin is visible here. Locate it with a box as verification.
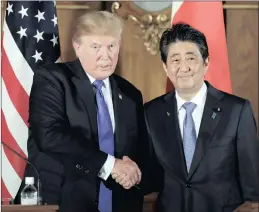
[177,81,195,91]
[178,78,193,86]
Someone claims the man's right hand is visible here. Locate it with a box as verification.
[111,156,141,189]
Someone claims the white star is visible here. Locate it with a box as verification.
[17,26,27,39]
[33,30,44,43]
[50,34,58,47]
[35,10,45,23]
[32,50,43,63]
[18,5,28,19]
[51,14,58,27]
[6,3,13,15]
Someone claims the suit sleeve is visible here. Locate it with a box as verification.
[29,68,107,179]
[237,100,259,201]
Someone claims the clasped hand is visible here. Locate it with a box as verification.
[111,156,141,189]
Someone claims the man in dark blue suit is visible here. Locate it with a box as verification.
[145,23,259,212]
[25,11,149,212]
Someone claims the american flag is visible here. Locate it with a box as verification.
[1,1,60,200]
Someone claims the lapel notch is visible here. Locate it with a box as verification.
[110,76,126,155]
[188,82,224,179]
[68,60,98,139]
[164,93,188,179]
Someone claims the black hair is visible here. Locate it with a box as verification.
[160,23,209,63]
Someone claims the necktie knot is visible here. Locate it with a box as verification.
[182,102,196,114]
[93,80,104,91]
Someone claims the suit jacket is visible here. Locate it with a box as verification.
[23,59,149,212]
[144,82,259,212]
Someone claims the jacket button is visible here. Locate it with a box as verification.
[185,184,192,188]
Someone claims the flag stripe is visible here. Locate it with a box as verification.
[171,2,183,21]
[2,49,29,126]
[1,180,12,200]
[2,78,28,156]
[3,20,33,95]
[2,111,27,160]
[3,145,26,179]
[1,145,22,198]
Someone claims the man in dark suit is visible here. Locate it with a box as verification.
[25,11,148,212]
[144,23,259,212]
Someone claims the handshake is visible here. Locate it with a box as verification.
[111,156,141,190]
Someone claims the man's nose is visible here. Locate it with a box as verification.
[99,47,109,59]
[179,61,190,72]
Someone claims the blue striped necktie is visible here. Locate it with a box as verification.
[93,80,114,212]
[182,102,197,172]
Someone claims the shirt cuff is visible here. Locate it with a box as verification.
[98,154,115,180]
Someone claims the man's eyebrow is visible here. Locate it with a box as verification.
[108,41,117,45]
[186,51,196,55]
[170,53,180,58]
[91,42,101,45]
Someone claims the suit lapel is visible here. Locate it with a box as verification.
[110,76,127,155]
[187,82,224,180]
[67,60,98,140]
[164,93,188,180]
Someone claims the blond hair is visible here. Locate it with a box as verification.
[72,11,124,43]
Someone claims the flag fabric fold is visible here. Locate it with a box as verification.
[167,2,232,94]
[1,1,60,201]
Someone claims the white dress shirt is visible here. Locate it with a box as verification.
[175,82,207,139]
[86,73,115,180]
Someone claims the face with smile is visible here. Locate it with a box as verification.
[73,35,120,80]
[163,41,209,95]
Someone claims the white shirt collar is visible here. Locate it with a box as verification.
[175,82,207,111]
[85,72,110,89]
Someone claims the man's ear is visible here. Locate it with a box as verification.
[204,57,209,74]
[162,63,168,75]
[72,41,80,57]
[204,57,209,66]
